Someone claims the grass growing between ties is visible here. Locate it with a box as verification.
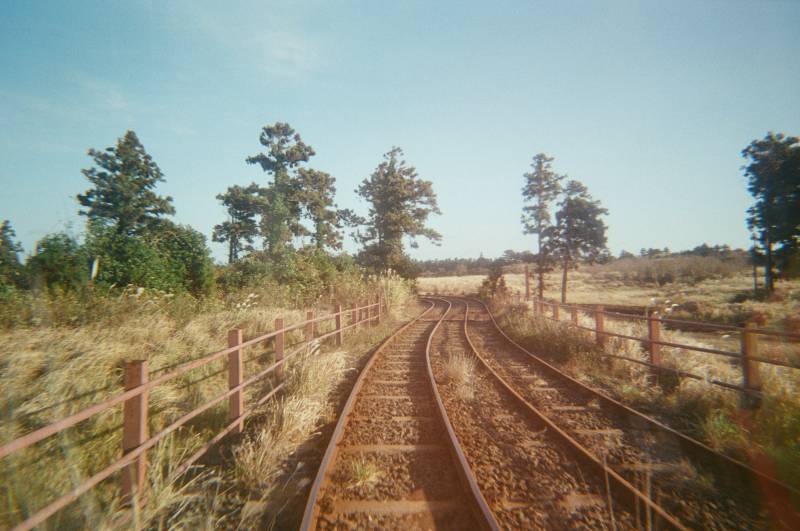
[492,301,800,496]
[444,350,477,401]
[348,455,381,490]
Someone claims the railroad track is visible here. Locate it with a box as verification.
[300,299,498,530]
[429,298,640,529]
[454,296,800,530]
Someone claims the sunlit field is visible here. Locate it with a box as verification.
[419,264,800,333]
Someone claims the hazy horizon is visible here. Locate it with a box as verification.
[2,0,799,263]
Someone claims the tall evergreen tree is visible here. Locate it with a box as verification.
[0,220,24,290]
[77,130,175,235]
[246,122,315,258]
[742,132,800,289]
[548,180,608,303]
[521,153,564,298]
[297,168,342,251]
[354,147,441,276]
[213,183,261,263]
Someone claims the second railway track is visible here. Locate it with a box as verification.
[430,298,640,529]
[456,296,799,530]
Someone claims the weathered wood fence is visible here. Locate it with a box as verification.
[506,271,800,403]
[0,296,385,530]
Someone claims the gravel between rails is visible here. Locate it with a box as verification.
[430,300,637,530]
[463,298,771,530]
[307,301,484,530]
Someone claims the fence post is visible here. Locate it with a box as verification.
[360,300,367,330]
[740,321,762,408]
[121,360,149,503]
[305,310,315,342]
[227,329,244,434]
[376,295,382,324]
[595,306,605,348]
[553,303,560,321]
[571,306,578,325]
[350,302,357,330]
[524,264,530,300]
[647,312,661,381]
[275,318,285,380]
[335,304,343,346]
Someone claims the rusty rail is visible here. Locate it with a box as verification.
[425,298,500,529]
[471,296,800,528]
[300,298,500,530]
[458,298,689,530]
[3,297,385,531]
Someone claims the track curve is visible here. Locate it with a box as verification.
[300,299,499,530]
[429,298,641,529]
[456,295,799,530]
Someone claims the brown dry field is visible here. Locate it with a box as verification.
[418,267,800,331]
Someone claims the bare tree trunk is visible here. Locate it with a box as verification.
[561,256,568,304]
[765,239,774,292]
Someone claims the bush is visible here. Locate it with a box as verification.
[26,232,88,292]
[86,223,214,297]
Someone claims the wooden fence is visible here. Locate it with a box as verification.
[509,291,800,401]
[0,296,385,531]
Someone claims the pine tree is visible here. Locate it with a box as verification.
[297,168,342,251]
[549,180,608,303]
[77,130,175,235]
[742,132,800,289]
[213,183,261,263]
[521,153,564,298]
[246,122,315,258]
[354,147,441,276]
[0,220,24,290]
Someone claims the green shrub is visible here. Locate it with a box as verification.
[86,223,214,297]
[26,232,88,292]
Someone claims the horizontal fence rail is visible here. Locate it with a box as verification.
[513,292,800,402]
[1,296,385,531]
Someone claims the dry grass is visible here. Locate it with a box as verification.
[444,350,476,401]
[494,302,800,493]
[348,455,381,489]
[0,276,415,529]
[419,267,800,332]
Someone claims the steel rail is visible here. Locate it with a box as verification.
[424,298,500,530]
[299,299,499,531]
[299,300,435,530]
[471,297,800,527]
[458,298,688,530]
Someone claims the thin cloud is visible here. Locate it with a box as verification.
[72,74,130,112]
[168,1,321,80]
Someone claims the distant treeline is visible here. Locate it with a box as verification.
[414,244,748,277]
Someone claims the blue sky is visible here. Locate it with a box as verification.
[1,0,799,263]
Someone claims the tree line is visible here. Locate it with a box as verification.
[0,123,442,299]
